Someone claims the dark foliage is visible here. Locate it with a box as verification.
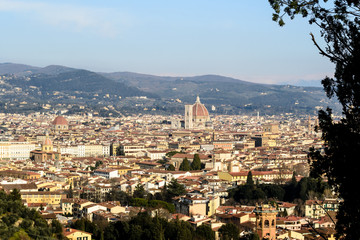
[219,223,240,240]
[191,154,202,170]
[269,1,360,238]
[179,157,191,171]
[74,212,216,240]
[229,176,329,205]
[0,189,64,239]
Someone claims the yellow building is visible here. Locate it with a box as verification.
[108,165,132,175]
[0,170,41,180]
[21,191,66,206]
[30,137,61,162]
[207,196,220,217]
[218,171,293,184]
[63,228,92,240]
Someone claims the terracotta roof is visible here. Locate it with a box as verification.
[53,116,68,125]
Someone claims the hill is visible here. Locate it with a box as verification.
[0,63,340,116]
[102,72,339,115]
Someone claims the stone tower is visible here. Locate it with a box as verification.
[254,204,277,240]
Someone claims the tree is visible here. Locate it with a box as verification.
[179,157,191,171]
[191,154,202,170]
[219,223,239,240]
[269,1,360,239]
[133,184,146,199]
[167,164,175,171]
[95,160,103,169]
[166,178,186,201]
[195,224,215,240]
[51,219,65,239]
[9,189,21,201]
[165,151,182,158]
[246,171,254,186]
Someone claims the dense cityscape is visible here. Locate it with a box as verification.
[2,0,360,239]
[0,97,339,239]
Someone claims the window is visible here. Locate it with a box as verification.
[264,220,270,227]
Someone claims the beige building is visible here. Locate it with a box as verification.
[218,171,293,184]
[63,228,92,240]
[119,144,145,156]
[21,191,66,206]
[0,141,36,160]
[174,195,208,216]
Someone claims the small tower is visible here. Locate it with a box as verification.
[42,136,53,152]
[184,104,193,129]
[255,204,277,240]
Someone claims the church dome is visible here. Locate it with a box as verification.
[53,116,68,125]
[43,137,52,146]
[192,96,209,117]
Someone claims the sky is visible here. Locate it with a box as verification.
[0,0,334,85]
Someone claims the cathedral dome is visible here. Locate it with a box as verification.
[192,96,209,117]
[53,116,68,125]
[43,137,52,146]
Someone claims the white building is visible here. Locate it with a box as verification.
[93,169,119,179]
[0,142,36,160]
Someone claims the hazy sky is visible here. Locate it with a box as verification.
[0,0,334,84]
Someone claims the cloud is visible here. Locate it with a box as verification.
[0,0,130,37]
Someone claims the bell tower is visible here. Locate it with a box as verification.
[255,204,277,240]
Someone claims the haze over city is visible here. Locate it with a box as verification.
[0,0,333,85]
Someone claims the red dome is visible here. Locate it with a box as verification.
[53,116,68,125]
[192,96,209,117]
[43,137,52,145]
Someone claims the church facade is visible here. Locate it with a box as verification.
[184,96,211,130]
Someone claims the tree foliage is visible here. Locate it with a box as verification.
[168,164,176,171]
[219,223,240,240]
[0,189,63,239]
[100,212,215,240]
[269,1,360,238]
[191,154,202,170]
[179,157,191,171]
[229,177,328,205]
[166,178,186,201]
[133,184,146,198]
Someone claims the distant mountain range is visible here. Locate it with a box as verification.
[0,62,339,116]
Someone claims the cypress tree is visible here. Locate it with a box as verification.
[191,154,201,170]
[179,157,190,171]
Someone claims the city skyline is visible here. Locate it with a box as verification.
[0,0,333,85]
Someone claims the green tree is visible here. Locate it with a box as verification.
[9,189,21,201]
[269,1,360,238]
[195,224,215,240]
[133,184,146,199]
[219,223,239,240]
[179,157,191,171]
[166,178,186,201]
[249,233,260,240]
[94,160,103,170]
[51,219,65,239]
[246,171,254,186]
[167,164,175,171]
[191,154,202,170]
[165,151,182,158]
